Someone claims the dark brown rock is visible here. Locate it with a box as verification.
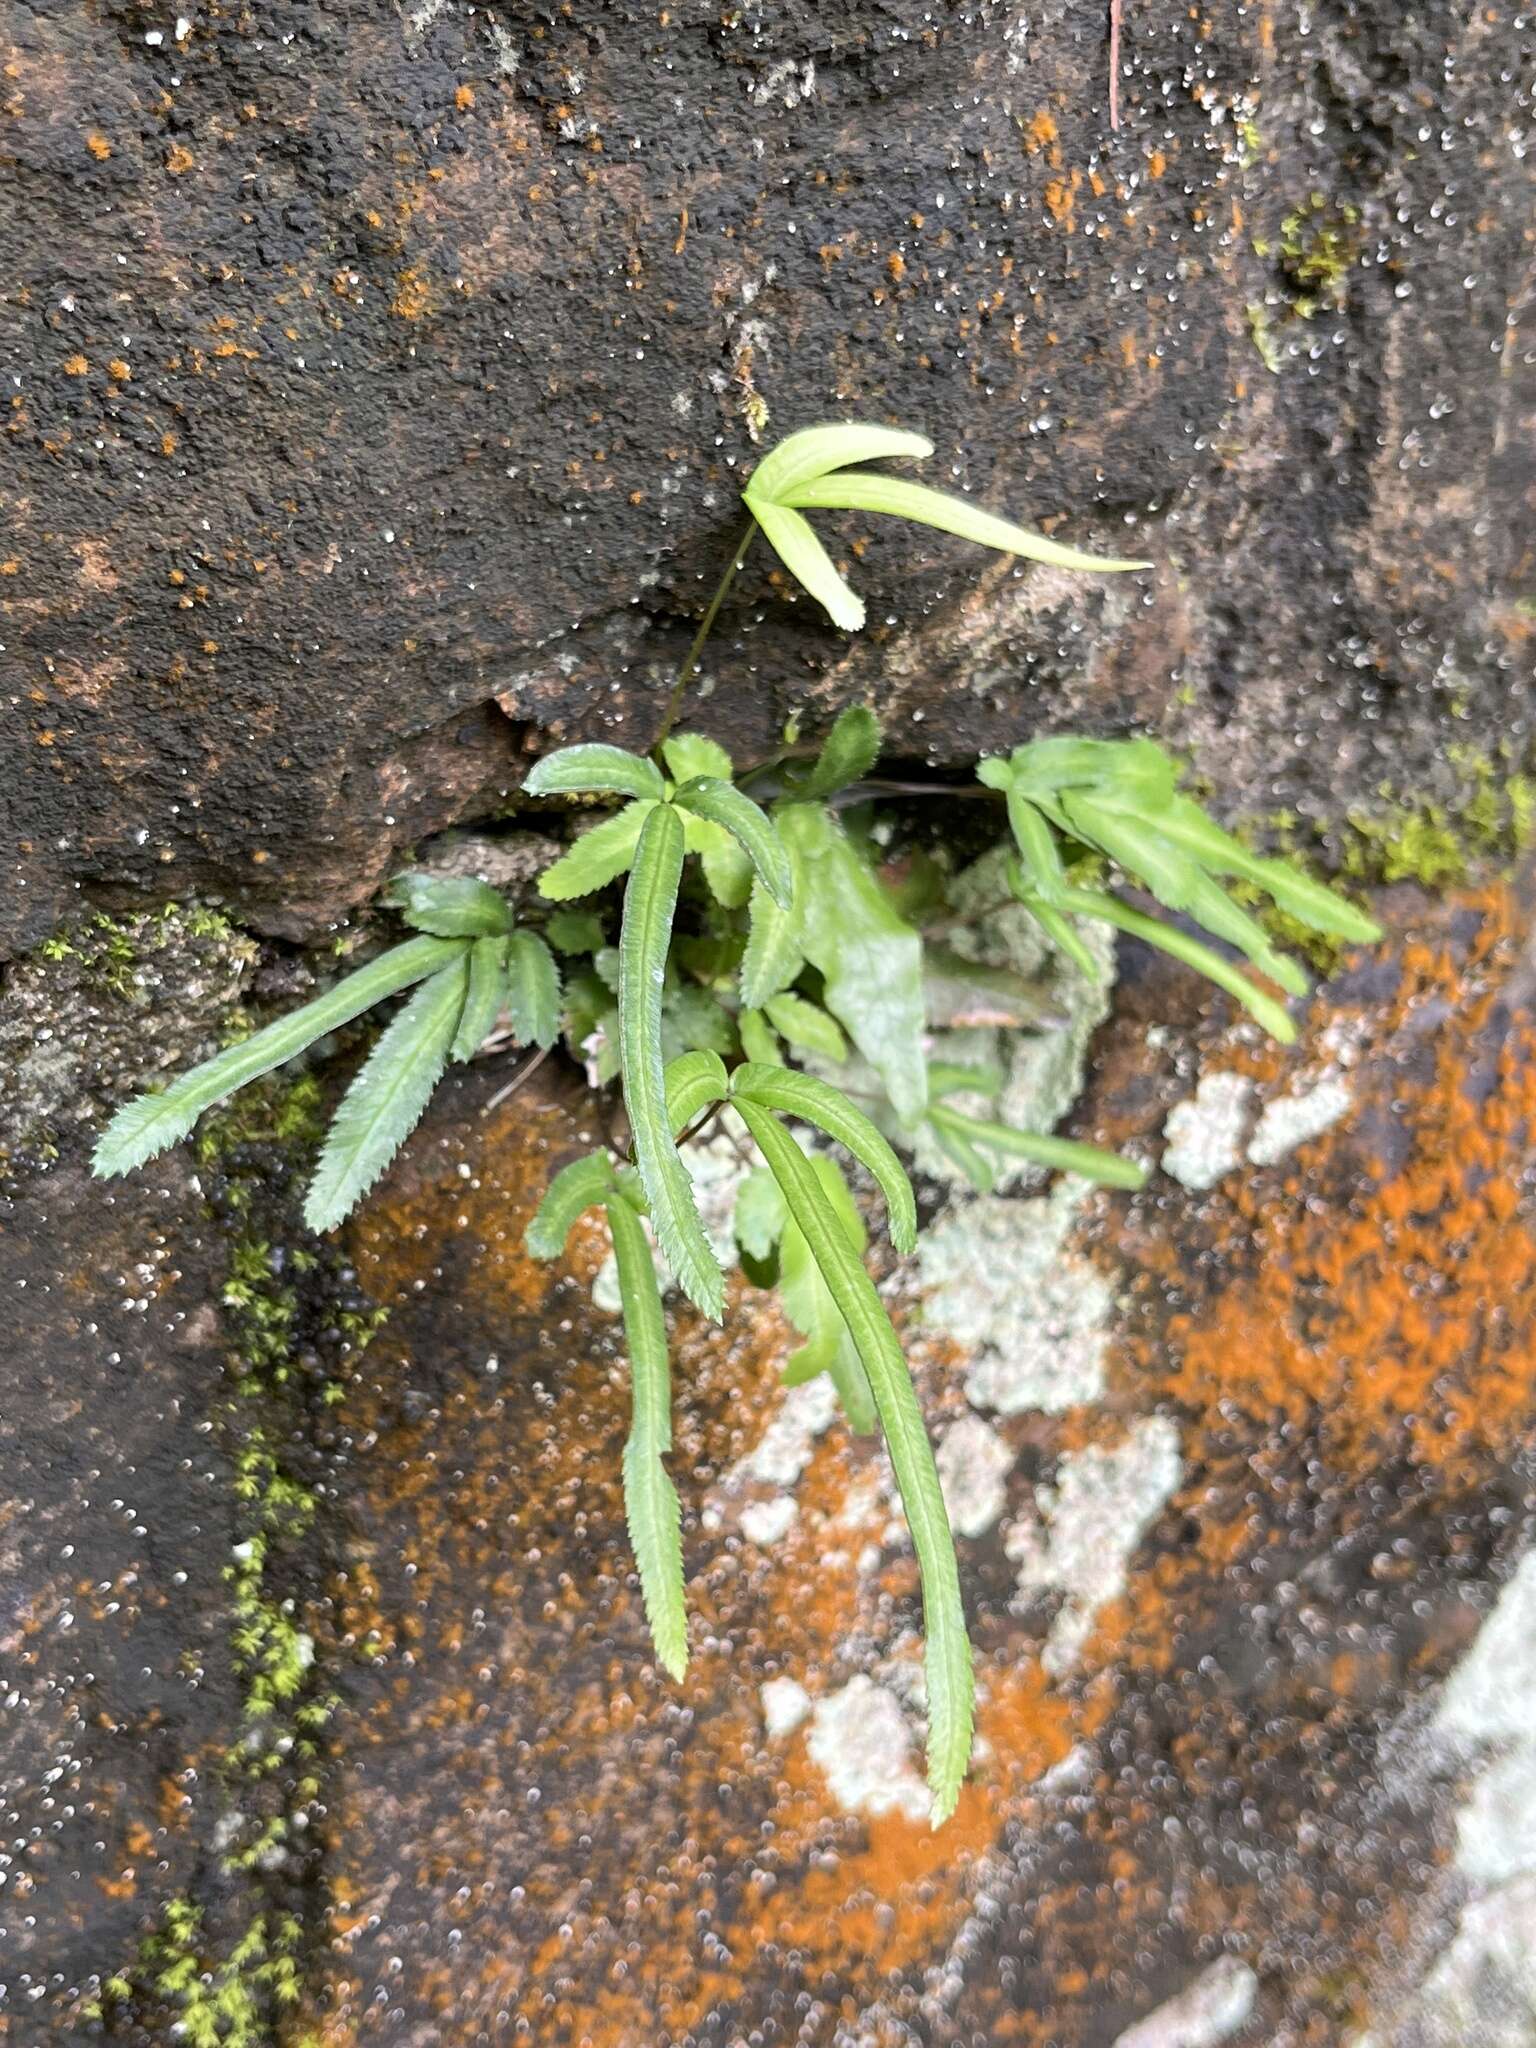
[3,1,1532,951]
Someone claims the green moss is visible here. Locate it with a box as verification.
[1278,193,1360,314]
[95,1902,304,2047]
[36,903,239,1002]
[1246,301,1283,374]
[1235,745,1536,973]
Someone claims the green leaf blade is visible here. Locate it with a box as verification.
[619,803,726,1321]
[452,936,510,1061]
[731,1061,917,1255]
[385,872,512,938]
[762,992,848,1063]
[524,745,665,801]
[737,1103,972,1824]
[798,705,882,800]
[93,934,466,1179]
[672,777,793,910]
[607,1192,689,1681]
[661,732,734,785]
[538,801,653,901]
[525,1150,618,1259]
[664,1049,729,1136]
[929,1104,1145,1190]
[1060,884,1297,1043]
[303,953,470,1232]
[776,804,928,1123]
[504,931,562,1048]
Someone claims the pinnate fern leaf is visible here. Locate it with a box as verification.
[93,934,466,1178]
[619,802,725,1320]
[303,952,470,1232]
[735,1101,972,1825]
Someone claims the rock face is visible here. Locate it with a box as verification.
[2,0,1532,951]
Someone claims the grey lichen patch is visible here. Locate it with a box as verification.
[805,1674,930,1823]
[1162,1071,1254,1190]
[761,1676,812,1739]
[935,1413,1015,1539]
[1247,1075,1352,1167]
[1112,1957,1260,2048]
[0,904,255,1174]
[1430,1550,1536,1887]
[921,1184,1115,1416]
[1006,1416,1183,1675]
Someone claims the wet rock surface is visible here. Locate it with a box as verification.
[3,0,1533,949]
[247,879,1532,2046]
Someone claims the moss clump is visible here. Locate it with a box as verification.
[1234,746,1536,974]
[1277,192,1360,314]
[37,902,238,1001]
[96,1901,304,2047]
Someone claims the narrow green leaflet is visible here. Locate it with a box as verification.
[777,1159,877,1435]
[740,875,805,1011]
[525,1150,618,1259]
[1057,883,1297,1043]
[385,872,512,938]
[504,931,561,1048]
[672,778,793,909]
[93,934,466,1178]
[619,802,725,1321]
[304,952,470,1233]
[664,1049,729,1136]
[744,424,934,506]
[538,800,654,900]
[926,1059,1006,1101]
[606,1191,689,1680]
[797,705,881,800]
[738,1009,785,1066]
[524,745,665,801]
[1059,792,1203,913]
[781,471,1152,575]
[452,935,510,1061]
[776,803,928,1123]
[661,732,733,785]
[763,992,848,1062]
[1155,796,1382,942]
[731,1061,917,1254]
[736,1102,972,1825]
[928,1104,1145,1190]
[1182,873,1310,998]
[928,1117,999,1194]
[748,499,865,632]
[1006,865,1101,983]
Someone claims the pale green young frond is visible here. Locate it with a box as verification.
[1057,883,1298,1043]
[762,992,848,1063]
[740,875,805,1012]
[781,471,1152,574]
[304,953,470,1232]
[745,423,933,506]
[748,500,865,631]
[93,934,466,1178]
[927,1103,1145,1190]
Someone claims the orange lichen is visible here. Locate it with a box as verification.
[85,131,112,160]
[63,353,88,376]
[165,143,195,175]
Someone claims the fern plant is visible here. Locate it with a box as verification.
[93,874,560,1231]
[92,420,1382,1825]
